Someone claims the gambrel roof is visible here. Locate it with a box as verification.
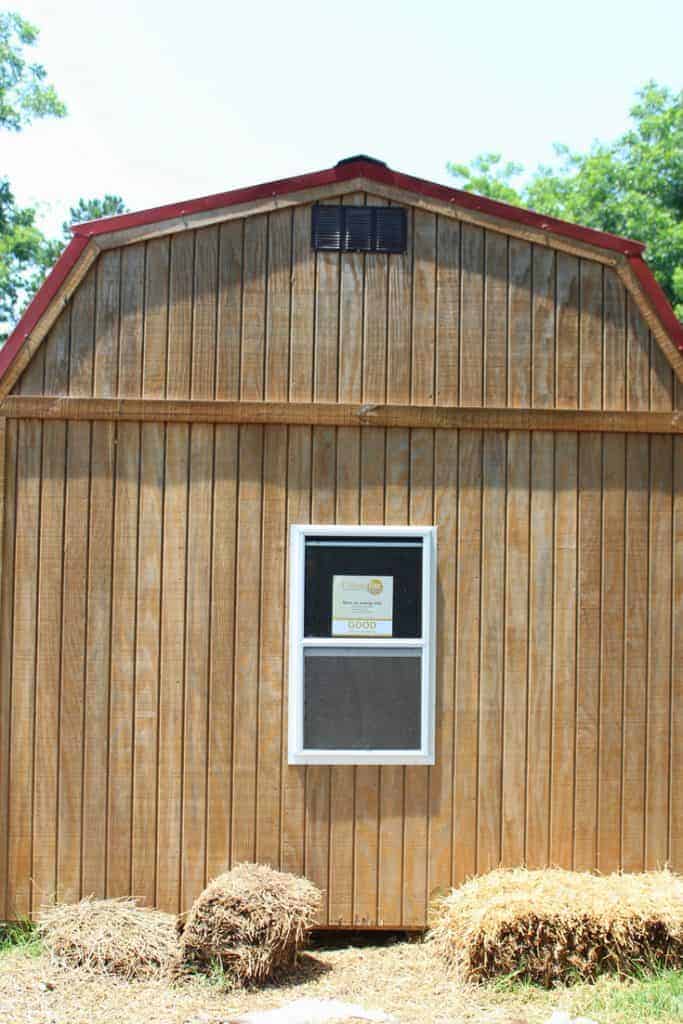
[2,155,682,394]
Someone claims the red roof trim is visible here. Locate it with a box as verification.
[0,235,90,383]
[72,158,647,258]
[1,159,681,389]
[627,255,683,351]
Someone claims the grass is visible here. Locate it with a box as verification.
[574,968,683,1024]
[0,919,42,957]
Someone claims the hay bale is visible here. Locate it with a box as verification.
[38,897,177,979]
[179,862,322,985]
[430,867,683,987]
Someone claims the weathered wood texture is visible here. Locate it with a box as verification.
[1,422,680,923]
[11,199,679,414]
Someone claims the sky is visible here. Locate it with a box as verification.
[4,0,683,238]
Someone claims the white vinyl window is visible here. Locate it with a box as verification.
[288,525,436,765]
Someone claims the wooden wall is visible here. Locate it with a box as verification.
[1,417,681,924]
[1,195,682,926]
[11,194,681,414]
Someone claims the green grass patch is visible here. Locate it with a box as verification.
[573,969,683,1024]
[0,919,42,957]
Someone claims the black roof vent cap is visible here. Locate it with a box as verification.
[335,154,387,168]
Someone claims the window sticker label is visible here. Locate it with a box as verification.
[332,575,393,636]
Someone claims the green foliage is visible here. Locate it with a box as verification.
[0,11,66,130]
[0,12,127,340]
[0,176,53,330]
[576,968,683,1024]
[0,919,41,957]
[449,82,683,319]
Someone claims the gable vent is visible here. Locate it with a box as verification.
[312,205,407,254]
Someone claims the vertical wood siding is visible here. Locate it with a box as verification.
[12,198,680,415]
[1,421,681,923]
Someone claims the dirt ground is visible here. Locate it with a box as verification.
[0,937,676,1024]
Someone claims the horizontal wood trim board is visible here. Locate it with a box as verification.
[2,397,683,434]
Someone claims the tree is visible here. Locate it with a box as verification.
[1,11,66,336]
[448,82,683,319]
[1,13,127,340]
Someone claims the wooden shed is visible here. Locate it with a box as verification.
[0,156,682,929]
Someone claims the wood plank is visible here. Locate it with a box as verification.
[118,244,145,397]
[531,247,555,409]
[68,264,96,397]
[435,217,460,406]
[646,436,672,868]
[459,225,484,406]
[265,210,293,401]
[192,226,219,401]
[378,428,409,925]
[156,424,189,911]
[555,254,579,409]
[387,204,413,405]
[231,425,264,863]
[477,430,506,872]
[626,294,650,412]
[280,426,310,878]
[363,198,390,404]
[354,427,385,924]
[338,194,364,405]
[81,422,115,898]
[550,432,577,867]
[429,429,457,898]
[41,309,70,397]
[7,396,683,435]
[131,422,164,905]
[141,238,169,398]
[314,216,339,403]
[410,211,437,405]
[289,208,315,402]
[579,261,603,410]
[32,328,69,906]
[483,232,507,407]
[622,434,648,871]
[672,437,683,870]
[94,249,121,397]
[574,433,601,870]
[453,430,482,882]
[182,424,213,909]
[501,431,530,866]
[525,432,554,866]
[305,427,336,921]
[508,240,532,407]
[598,434,625,871]
[206,424,238,880]
[328,426,359,924]
[215,221,243,401]
[0,421,16,918]
[167,232,195,400]
[650,329,674,412]
[116,245,144,397]
[58,421,91,902]
[257,426,288,865]
[603,269,626,411]
[106,422,138,899]
[403,428,432,926]
[8,420,41,914]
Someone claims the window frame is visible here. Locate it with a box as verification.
[288,524,436,766]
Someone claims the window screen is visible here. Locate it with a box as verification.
[288,526,436,765]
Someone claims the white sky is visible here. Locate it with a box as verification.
[4,0,683,238]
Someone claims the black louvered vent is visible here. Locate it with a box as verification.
[312,205,407,254]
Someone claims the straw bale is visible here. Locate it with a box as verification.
[179,862,322,986]
[38,896,177,980]
[430,867,683,986]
